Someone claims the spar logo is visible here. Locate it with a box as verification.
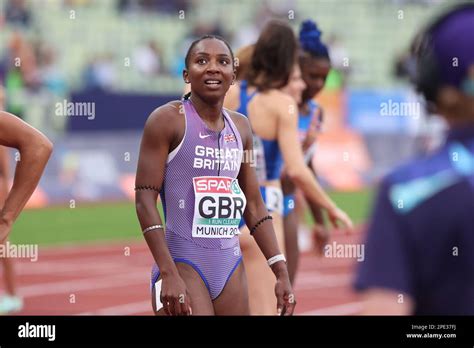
[194,177,233,194]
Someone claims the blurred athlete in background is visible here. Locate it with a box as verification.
[280,20,332,285]
[225,20,352,314]
[0,85,53,314]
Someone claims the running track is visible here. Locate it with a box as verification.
[6,227,365,315]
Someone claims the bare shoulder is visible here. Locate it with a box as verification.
[225,109,251,131]
[266,89,294,107]
[225,109,252,144]
[226,109,249,127]
[264,89,297,121]
[144,100,184,135]
[146,100,182,125]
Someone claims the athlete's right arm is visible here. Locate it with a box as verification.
[0,111,53,244]
[135,105,191,316]
[274,96,353,231]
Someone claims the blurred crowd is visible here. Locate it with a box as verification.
[0,0,353,98]
[0,0,439,139]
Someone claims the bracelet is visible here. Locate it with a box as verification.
[267,254,286,267]
[249,215,273,235]
[142,224,164,234]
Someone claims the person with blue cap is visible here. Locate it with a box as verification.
[354,3,474,315]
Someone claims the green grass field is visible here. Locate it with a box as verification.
[10,189,374,246]
[304,189,374,226]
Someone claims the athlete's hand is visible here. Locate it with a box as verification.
[160,274,192,316]
[302,128,317,153]
[0,217,12,245]
[327,206,353,232]
[313,224,330,256]
[273,263,296,316]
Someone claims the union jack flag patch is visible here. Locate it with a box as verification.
[224,134,236,143]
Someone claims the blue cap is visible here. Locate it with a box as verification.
[431,7,474,92]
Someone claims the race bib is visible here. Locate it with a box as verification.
[192,176,247,238]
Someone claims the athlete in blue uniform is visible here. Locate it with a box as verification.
[354,4,474,315]
[280,20,332,285]
[225,20,352,314]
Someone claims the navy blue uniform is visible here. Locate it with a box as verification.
[354,126,474,315]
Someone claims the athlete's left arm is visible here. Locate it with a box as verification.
[233,111,296,315]
[301,106,330,251]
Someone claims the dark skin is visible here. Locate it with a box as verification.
[300,56,331,113]
[136,38,296,316]
[301,56,332,250]
[281,55,331,284]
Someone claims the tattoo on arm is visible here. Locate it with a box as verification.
[134,185,161,193]
[250,215,273,235]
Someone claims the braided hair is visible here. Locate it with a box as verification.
[299,20,330,61]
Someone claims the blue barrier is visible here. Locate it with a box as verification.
[68,91,180,132]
